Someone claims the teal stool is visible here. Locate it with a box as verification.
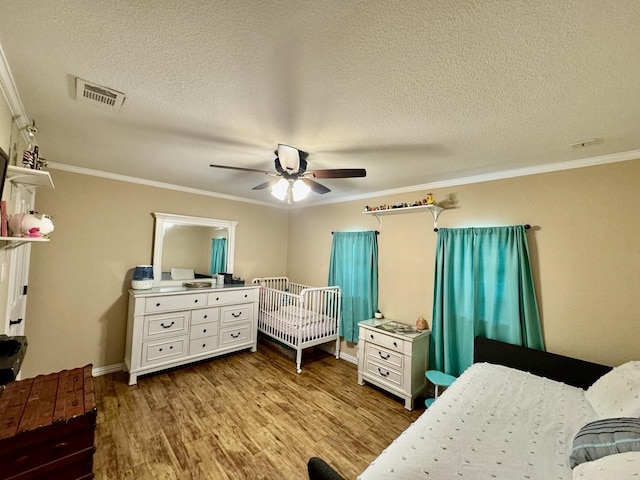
[425,370,456,407]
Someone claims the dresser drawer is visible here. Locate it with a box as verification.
[208,288,256,306]
[191,307,219,325]
[142,337,188,365]
[365,342,403,370]
[220,324,251,347]
[145,293,206,313]
[143,311,189,339]
[190,320,218,340]
[361,328,406,353]
[221,304,252,325]
[189,337,218,355]
[365,359,403,389]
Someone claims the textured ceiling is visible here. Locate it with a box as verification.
[0,1,638,206]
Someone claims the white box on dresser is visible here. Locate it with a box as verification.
[125,284,259,385]
[357,318,430,410]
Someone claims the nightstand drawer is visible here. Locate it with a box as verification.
[362,329,406,353]
[190,320,218,340]
[365,342,403,369]
[142,337,187,365]
[145,293,206,313]
[144,311,189,339]
[365,360,403,389]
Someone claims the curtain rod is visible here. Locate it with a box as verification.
[433,224,532,233]
[331,231,380,234]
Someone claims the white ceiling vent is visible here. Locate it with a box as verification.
[75,77,126,111]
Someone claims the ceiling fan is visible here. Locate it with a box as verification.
[209,144,366,204]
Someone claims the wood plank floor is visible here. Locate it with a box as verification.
[93,340,425,479]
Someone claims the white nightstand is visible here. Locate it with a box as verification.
[357,318,430,410]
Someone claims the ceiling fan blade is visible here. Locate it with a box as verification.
[306,168,367,179]
[301,178,331,194]
[251,178,281,190]
[209,164,271,175]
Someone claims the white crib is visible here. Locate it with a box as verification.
[251,277,341,373]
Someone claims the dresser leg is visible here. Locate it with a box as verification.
[128,373,138,386]
[404,397,413,411]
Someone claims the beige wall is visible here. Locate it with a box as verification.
[23,170,288,377]
[287,159,640,367]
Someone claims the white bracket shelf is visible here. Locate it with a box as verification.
[0,236,50,249]
[6,166,55,189]
[363,204,445,231]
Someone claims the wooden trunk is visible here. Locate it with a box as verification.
[0,365,96,480]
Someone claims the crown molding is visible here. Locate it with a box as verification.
[47,162,281,208]
[0,43,30,132]
[301,149,640,208]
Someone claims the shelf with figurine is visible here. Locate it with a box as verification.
[0,212,54,249]
[363,193,458,230]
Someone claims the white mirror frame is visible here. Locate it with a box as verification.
[152,212,238,287]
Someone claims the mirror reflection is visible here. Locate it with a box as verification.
[153,213,237,287]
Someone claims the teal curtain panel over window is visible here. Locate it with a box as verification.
[328,231,378,343]
[430,225,544,376]
[210,237,227,274]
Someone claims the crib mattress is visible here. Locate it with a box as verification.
[259,305,337,342]
[358,362,599,479]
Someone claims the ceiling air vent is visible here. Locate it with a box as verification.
[75,77,126,111]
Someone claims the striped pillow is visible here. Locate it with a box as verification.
[570,417,640,468]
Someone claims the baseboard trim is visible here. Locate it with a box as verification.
[92,363,124,377]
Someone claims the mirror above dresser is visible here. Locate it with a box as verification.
[152,212,237,287]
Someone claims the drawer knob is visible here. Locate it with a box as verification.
[160,321,175,329]
[244,294,248,298]
[393,342,398,348]
[232,312,241,318]
[194,299,198,303]
[377,367,390,377]
[378,351,390,360]
[202,343,206,348]
[370,334,374,339]
[156,302,161,307]
[204,314,208,319]
[231,332,241,338]
[203,329,207,333]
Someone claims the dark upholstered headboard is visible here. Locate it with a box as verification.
[473,336,612,389]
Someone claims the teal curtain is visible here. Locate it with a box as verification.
[210,237,227,274]
[430,226,544,376]
[328,231,378,343]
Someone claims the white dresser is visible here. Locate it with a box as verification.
[125,284,259,385]
[357,318,430,410]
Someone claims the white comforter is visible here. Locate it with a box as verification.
[358,363,599,479]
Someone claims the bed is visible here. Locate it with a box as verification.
[252,277,341,373]
[308,337,640,480]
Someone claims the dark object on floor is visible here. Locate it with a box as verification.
[308,457,345,480]
[0,364,97,479]
[0,335,27,385]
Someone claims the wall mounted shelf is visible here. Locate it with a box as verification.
[363,204,445,231]
[6,166,55,189]
[0,236,50,249]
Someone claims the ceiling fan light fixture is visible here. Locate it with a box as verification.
[271,178,289,201]
[292,179,310,201]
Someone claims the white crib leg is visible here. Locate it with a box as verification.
[334,337,340,359]
[296,348,302,374]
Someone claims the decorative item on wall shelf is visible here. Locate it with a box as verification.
[8,212,54,238]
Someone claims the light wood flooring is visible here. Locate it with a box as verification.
[93,340,425,479]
